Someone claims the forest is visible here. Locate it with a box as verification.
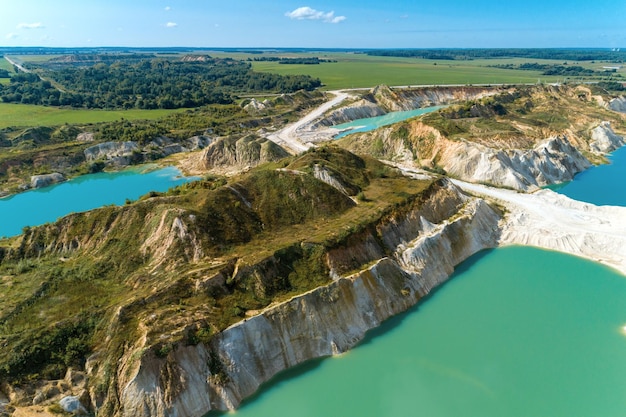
[0,56,322,109]
[366,48,626,62]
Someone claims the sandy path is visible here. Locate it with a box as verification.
[266,90,350,154]
[452,179,626,275]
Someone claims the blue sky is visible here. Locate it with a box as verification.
[2,0,625,48]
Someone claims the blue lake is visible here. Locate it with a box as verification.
[552,145,626,206]
[333,106,445,138]
[0,166,196,238]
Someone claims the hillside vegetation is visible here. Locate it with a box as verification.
[0,146,434,414]
[0,90,324,195]
[0,56,321,109]
[340,84,626,168]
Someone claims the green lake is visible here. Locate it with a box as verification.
[221,247,626,417]
[0,166,196,238]
[333,106,445,138]
[213,143,626,416]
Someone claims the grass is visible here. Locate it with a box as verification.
[0,57,16,73]
[0,146,437,386]
[0,56,15,85]
[206,52,583,90]
[0,103,185,128]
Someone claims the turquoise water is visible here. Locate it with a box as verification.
[333,106,445,139]
[553,146,626,206]
[221,247,626,417]
[0,166,196,238]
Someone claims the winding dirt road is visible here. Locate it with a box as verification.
[265,90,350,154]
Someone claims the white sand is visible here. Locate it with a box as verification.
[266,90,350,154]
[452,179,626,276]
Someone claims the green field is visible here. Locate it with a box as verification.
[208,51,624,90]
[0,103,183,128]
[0,56,15,85]
[0,57,16,72]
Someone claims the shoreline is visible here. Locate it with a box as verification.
[451,178,626,276]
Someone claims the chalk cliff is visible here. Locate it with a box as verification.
[370,84,501,112]
[590,121,625,153]
[201,135,289,173]
[438,136,591,190]
[339,85,626,191]
[609,96,626,113]
[30,172,65,189]
[309,85,501,132]
[117,180,502,416]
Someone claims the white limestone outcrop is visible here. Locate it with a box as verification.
[608,96,626,113]
[30,172,65,189]
[117,181,502,416]
[440,136,591,191]
[590,121,625,153]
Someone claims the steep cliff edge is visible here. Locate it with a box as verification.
[339,85,626,190]
[307,85,501,132]
[0,147,504,417]
[117,181,502,416]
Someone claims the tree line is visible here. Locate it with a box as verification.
[366,48,626,62]
[0,57,321,109]
[249,57,337,65]
[490,62,600,77]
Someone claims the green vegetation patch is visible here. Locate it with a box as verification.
[0,103,182,129]
[0,146,435,388]
[0,57,321,109]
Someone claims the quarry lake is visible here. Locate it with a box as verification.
[332,106,445,138]
[554,145,626,206]
[214,150,626,416]
[0,166,196,238]
[221,247,626,417]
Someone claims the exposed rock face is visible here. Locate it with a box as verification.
[312,164,358,196]
[117,181,502,416]
[590,121,625,153]
[59,395,89,415]
[202,135,289,173]
[30,172,65,189]
[439,136,591,190]
[84,141,139,164]
[609,96,626,113]
[304,86,500,136]
[371,84,500,112]
[76,132,95,142]
[243,98,272,114]
[84,137,214,167]
[311,99,386,128]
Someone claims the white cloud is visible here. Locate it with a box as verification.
[165,6,171,11]
[285,6,346,24]
[17,22,44,30]
[165,22,178,28]
[6,33,18,40]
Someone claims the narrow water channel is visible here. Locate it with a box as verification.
[332,106,445,139]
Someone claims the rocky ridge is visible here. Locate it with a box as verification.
[339,85,626,191]
[118,180,502,416]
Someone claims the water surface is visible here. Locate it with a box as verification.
[0,166,196,237]
[220,247,626,417]
[553,145,626,206]
[333,106,444,139]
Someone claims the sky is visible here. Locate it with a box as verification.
[1,0,625,49]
